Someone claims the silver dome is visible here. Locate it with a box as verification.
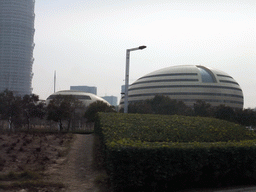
[120,65,243,109]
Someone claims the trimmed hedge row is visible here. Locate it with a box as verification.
[94,113,256,191]
[96,113,255,143]
[106,145,256,191]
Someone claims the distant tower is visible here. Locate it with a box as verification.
[102,96,118,106]
[0,0,35,95]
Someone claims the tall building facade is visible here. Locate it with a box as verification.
[0,0,35,95]
[102,96,118,106]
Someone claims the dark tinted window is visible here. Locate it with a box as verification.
[131,79,199,86]
[47,95,91,100]
[219,80,239,85]
[128,85,242,92]
[138,73,198,80]
[217,74,233,79]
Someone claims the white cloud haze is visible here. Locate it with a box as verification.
[33,0,256,108]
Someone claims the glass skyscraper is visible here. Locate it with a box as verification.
[0,0,35,95]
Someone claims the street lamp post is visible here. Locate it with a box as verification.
[124,45,147,113]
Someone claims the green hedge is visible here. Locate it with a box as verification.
[94,113,256,191]
[96,113,255,143]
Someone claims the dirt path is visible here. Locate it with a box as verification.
[48,134,100,192]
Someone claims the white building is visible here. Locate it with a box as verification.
[119,65,243,109]
[0,0,35,95]
[46,90,110,108]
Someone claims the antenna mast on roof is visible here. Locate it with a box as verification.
[54,70,56,93]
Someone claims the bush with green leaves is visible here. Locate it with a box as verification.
[97,113,255,143]
[95,113,256,191]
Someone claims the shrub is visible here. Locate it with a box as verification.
[97,113,255,143]
[95,113,256,191]
[84,101,116,122]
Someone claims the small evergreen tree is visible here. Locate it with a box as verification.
[21,94,46,130]
[128,101,153,114]
[47,95,83,131]
[84,101,116,122]
[214,105,235,122]
[235,108,256,127]
[194,100,212,117]
[0,89,22,131]
[128,95,190,116]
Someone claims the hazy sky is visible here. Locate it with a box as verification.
[33,0,255,108]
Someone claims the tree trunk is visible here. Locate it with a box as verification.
[27,118,30,131]
[59,119,63,132]
[67,119,71,132]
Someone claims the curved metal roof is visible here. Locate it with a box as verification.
[46,90,110,107]
[120,65,243,109]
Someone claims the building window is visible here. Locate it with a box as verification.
[131,79,199,86]
[197,66,217,83]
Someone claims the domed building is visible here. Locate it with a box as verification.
[46,90,110,108]
[120,65,243,109]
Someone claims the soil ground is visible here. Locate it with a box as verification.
[0,132,101,192]
[46,134,101,192]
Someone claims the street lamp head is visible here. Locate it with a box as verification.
[139,45,147,50]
